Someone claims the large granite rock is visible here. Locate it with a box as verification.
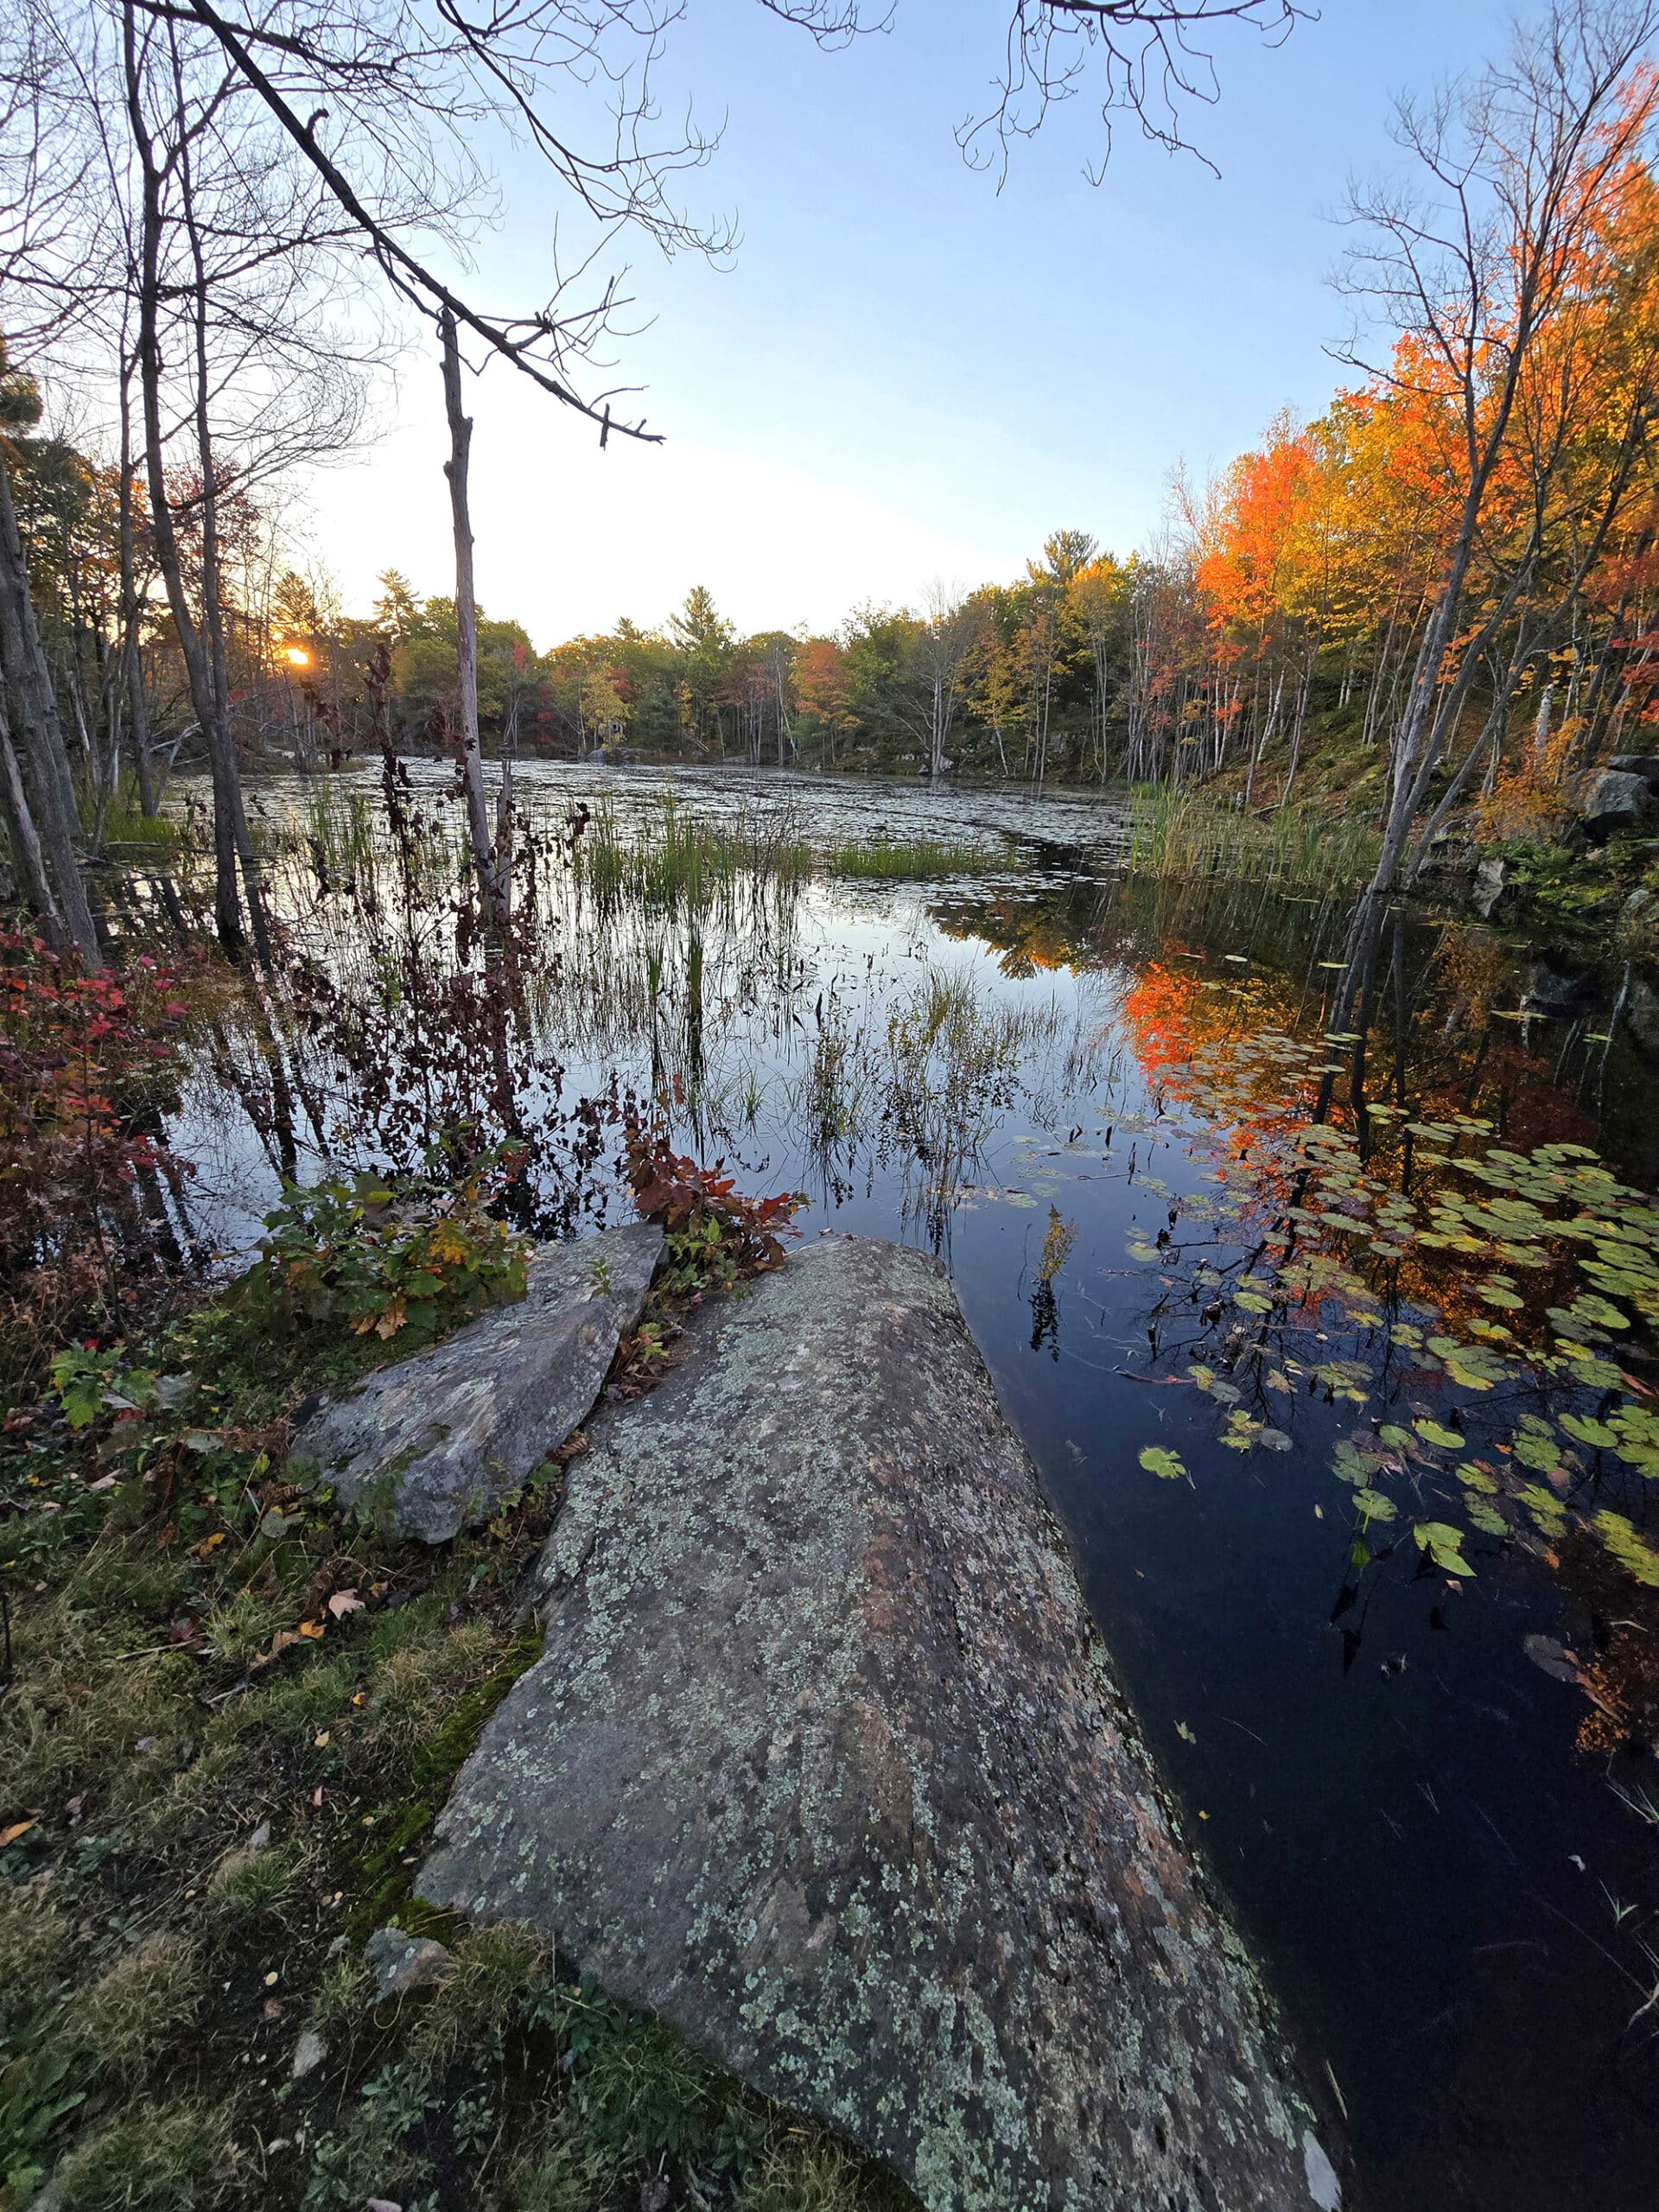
[1577,767,1655,840]
[290,1222,663,1542]
[418,1237,1339,2209]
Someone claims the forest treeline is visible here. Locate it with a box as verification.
[4,2,1659,970]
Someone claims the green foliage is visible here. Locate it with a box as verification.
[219,1161,529,1354]
[561,1989,721,2158]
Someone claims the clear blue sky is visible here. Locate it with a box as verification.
[304,0,1519,644]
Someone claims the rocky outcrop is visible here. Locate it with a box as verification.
[289,1223,663,1542]
[418,1236,1339,2211]
[1576,767,1655,840]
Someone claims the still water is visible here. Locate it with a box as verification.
[177,760,1659,2211]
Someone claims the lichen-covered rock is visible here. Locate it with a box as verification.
[290,1223,664,1543]
[1470,855,1508,918]
[365,1927,452,1998]
[418,1236,1339,2210]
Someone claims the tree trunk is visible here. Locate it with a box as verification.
[0,445,102,965]
[0,692,65,940]
[124,5,247,959]
[440,308,507,928]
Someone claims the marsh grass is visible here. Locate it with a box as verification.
[575,793,812,916]
[824,834,995,880]
[1128,785,1380,887]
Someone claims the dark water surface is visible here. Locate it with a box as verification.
[178,761,1659,2210]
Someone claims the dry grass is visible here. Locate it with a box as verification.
[60,1933,202,2083]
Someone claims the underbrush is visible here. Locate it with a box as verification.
[1481,833,1659,934]
[0,932,226,1406]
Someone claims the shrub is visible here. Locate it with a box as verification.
[214,1159,529,1354]
[0,933,203,1396]
[622,1123,804,1295]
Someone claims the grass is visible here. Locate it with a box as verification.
[575,792,813,915]
[1126,784,1381,888]
[823,834,995,880]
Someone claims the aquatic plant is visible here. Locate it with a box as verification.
[1127,1023,1659,1594]
[824,834,995,880]
[1127,785,1380,888]
[573,792,812,916]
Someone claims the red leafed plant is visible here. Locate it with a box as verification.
[621,1119,804,1291]
[0,931,204,1392]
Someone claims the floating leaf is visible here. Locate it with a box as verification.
[1414,1418,1463,1451]
[1139,1446,1187,1482]
[1414,1521,1475,1576]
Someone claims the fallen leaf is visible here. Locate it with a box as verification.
[326,1589,362,1619]
[296,1619,325,1640]
[0,1820,37,1847]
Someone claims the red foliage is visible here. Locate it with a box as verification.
[621,1120,804,1277]
[0,931,202,1385]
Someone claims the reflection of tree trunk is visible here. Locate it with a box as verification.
[685,929,704,1084]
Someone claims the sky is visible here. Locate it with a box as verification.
[299,0,1520,647]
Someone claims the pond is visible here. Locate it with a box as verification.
[175,758,1659,2212]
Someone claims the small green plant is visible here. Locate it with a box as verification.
[218,1159,529,1352]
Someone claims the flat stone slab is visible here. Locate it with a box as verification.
[291,1222,663,1542]
[418,1236,1338,2209]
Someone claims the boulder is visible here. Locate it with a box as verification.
[290,1223,664,1542]
[1609,754,1659,791]
[418,1237,1338,2211]
[1577,768,1655,841]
